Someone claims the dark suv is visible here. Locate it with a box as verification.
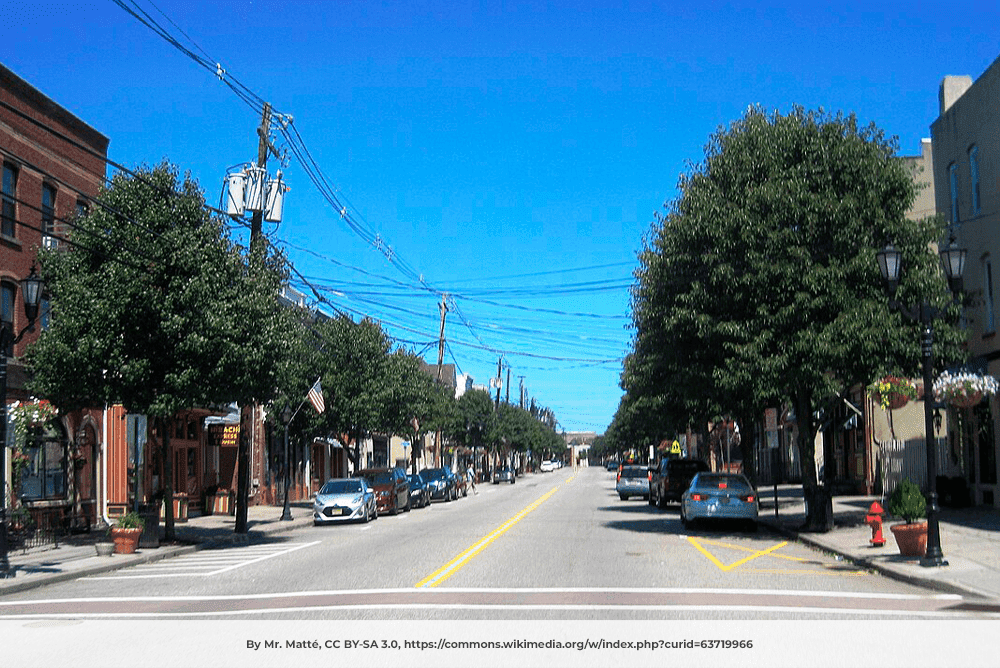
[649,458,709,508]
[356,467,410,515]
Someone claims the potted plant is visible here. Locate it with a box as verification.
[110,511,145,554]
[933,371,999,408]
[869,376,918,410]
[887,478,928,557]
[95,527,115,557]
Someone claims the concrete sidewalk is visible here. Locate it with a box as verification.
[758,485,1000,602]
[0,502,315,596]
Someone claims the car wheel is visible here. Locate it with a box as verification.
[681,508,693,530]
[510,478,515,485]
[656,491,667,509]
[619,494,628,501]
[647,493,656,506]
[361,505,370,523]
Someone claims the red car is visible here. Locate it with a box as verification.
[356,467,411,515]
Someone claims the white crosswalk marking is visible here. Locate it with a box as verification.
[86,541,319,579]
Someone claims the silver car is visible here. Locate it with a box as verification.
[313,478,378,524]
[680,472,758,531]
[616,465,650,500]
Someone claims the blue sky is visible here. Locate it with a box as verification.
[3,1,999,434]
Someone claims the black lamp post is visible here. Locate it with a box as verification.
[280,405,293,521]
[876,240,966,567]
[1,266,45,578]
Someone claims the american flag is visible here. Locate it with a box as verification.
[307,378,325,414]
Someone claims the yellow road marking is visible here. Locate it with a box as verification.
[415,486,561,588]
[687,537,788,572]
[694,537,807,563]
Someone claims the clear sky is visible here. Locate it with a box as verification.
[3,1,999,434]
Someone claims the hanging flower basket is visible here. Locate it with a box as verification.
[868,376,917,410]
[933,371,998,408]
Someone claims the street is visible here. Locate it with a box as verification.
[0,467,988,621]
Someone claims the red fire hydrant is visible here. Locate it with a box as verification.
[866,501,886,547]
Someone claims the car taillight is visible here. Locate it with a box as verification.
[617,472,621,481]
[717,482,728,489]
[742,495,755,503]
[647,472,652,481]
[691,493,707,501]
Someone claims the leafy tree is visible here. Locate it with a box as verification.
[626,106,964,530]
[27,162,288,539]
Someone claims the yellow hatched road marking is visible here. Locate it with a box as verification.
[687,537,789,572]
[416,486,561,588]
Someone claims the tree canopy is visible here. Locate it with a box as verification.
[620,106,964,528]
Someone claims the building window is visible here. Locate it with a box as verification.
[985,256,995,335]
[75,198,89,219]
[2,162,17,238]
[949,162,960,224]
[970,146,981,217]
[1,282,14,356]
[41,183,56,235]
[19,423,68,501]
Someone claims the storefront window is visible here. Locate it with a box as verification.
[19,422,68,501]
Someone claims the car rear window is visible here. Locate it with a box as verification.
[693,474,752,492]
[362,471,393,484]
[621,466,646,478]
[669,461,707,474]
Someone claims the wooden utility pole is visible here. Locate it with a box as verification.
[236,102,273,534]
[495,356,502,408]
[434,295,448,466]
[505,367,511,404]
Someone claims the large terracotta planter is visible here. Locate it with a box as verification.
[110,527,143,554]
[890,522,927,557]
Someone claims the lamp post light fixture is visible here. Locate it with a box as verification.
[1,265,45,578]
[280,405,293,521]
[876,240,967,567]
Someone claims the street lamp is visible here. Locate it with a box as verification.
[1,266,45,578]
[876,240,966,567]
[280,405,293,521]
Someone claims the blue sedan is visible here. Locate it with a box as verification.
[680,473,758,532]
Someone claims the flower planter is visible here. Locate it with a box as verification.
[110,527,143,554]
[876,392,910,410]
[889,522,927,558]
[949,391,984,408]
[95,542,115,557]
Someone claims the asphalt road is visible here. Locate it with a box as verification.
[0,466,991,621]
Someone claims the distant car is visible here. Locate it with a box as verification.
[408,472,430,508]
[681,472,759,532]
[420,467,458,502]
[313,478,377,524]
[616,465,650,501]
[356,467,410,515]
[606,461,619,471]
[540,460,555,472]
[492,466,515,484]
[649,458,710,508]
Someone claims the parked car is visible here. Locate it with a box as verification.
[408,472,430,508]
[492,466,515,484]
[313,478,377,525]
[616,464,650,501]
[680,472,759,532]
[649,457,710,508]
[420,467,458,502]
[356,467,410,515]
[540,460,555,472]
[606,460,619,471]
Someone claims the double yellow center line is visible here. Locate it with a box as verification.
[415,482,566,588]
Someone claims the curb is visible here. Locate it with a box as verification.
[760,519,991,601]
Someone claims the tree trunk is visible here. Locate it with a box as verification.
[795,385,833,532]
[159,417,175,542]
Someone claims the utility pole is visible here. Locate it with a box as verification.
[236,102,275,534]
[505,367,511,404]
[519,376,525,409]
[495,356,503,408]
[434,295,448,467]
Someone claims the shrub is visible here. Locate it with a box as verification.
[115,511,145,530]
[888,478,926,523]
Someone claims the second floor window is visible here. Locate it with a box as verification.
[949,162,960,224]
[2,162,17,238]
[2,282,14,357]
[42,183,56,235]
[969,146,981,217]
[985,256,995,335]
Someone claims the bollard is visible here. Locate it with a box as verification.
[865,501,886,547]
